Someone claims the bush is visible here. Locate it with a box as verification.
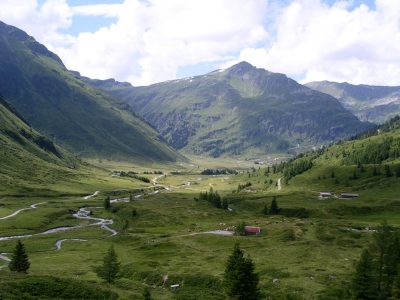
[0,276,118,299]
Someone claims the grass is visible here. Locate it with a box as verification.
[1,158,398,299]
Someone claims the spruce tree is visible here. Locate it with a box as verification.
[9,240,30,273]
[352,249,377,300]
[96,245,121,283]
[223,243,260,300]
[269,197,279,215]
[104,196,111,210]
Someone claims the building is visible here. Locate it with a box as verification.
[319,192,332,199]
[244,226,261,235]
[340,193,359,199]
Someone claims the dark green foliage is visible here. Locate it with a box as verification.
[352,249,378,299]
[104,196,111,210]
[385,165,393,177]
[235,222,246,236]
[270,197,280,215]
[391,274,400,300]
[351,223,400,300]
[197,188,222,209]
[237,182,252,192]
[276,157,313,182]
[0,276,118,299]
[222,198,229,209]
[396,165,400,178]
[96,245,121,283]
[201,169,238,175]
[223,243,260,300]
[118,171,151,183]
[9,240,30,273]
[143,287,152,300]
[346,137,400,164]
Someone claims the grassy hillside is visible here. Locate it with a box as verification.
[0,95,80,195]
[306,81,400,124]
[86,62,372,158]
[276,116,400,198]
[0,21,181,162]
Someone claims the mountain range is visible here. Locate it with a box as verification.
[0,21,181,162]
[306,81,400,124]
[84,62,372,157]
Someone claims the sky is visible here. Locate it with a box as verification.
[0,0,399,86]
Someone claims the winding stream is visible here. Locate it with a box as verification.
[0,176,171,268]
[0,202,47,220]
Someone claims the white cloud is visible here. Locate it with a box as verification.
[1,0,400,86]
[58,0,269,85]
[226,0,400,86]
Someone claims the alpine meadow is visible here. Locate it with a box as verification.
[1,1,400,300]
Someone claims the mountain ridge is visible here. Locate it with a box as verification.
[306,81,400,123]
[83,61,372,157]
[0,21,182,162]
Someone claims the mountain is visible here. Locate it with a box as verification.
[84,62,372,157]
[0,21,181,162]
[306,81,400,124]
[278,115,400,195]
[0,95,81,193]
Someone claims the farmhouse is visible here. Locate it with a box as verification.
[319,192,332,199]
[340,193,359,199]
[245,226,261,235]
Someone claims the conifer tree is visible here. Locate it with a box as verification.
[104,196,111,210]
[235,222,246,236]
[223,243,260,300]
[9,240,30,273]
[352,249,377,300]
[269,197,279,215]
[96,245,120,283]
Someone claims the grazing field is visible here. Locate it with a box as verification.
[1,159,399,299]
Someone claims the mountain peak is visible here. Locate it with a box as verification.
[0,21,64,67]
[226,61,256,74]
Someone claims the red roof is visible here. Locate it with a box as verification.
[245,226,261,234]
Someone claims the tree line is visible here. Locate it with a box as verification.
[195,187,228,209]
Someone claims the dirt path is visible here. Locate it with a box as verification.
[277,178,282,191]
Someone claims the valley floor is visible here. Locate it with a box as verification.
[0,159,399,299]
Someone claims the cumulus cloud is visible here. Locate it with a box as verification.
[58,0,269,85]
[0,0,400,86]
[226,0,400,86]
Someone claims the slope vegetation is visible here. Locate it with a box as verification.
[0,21,180,162]
[0,95,80,194]
[86,62,371,157]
